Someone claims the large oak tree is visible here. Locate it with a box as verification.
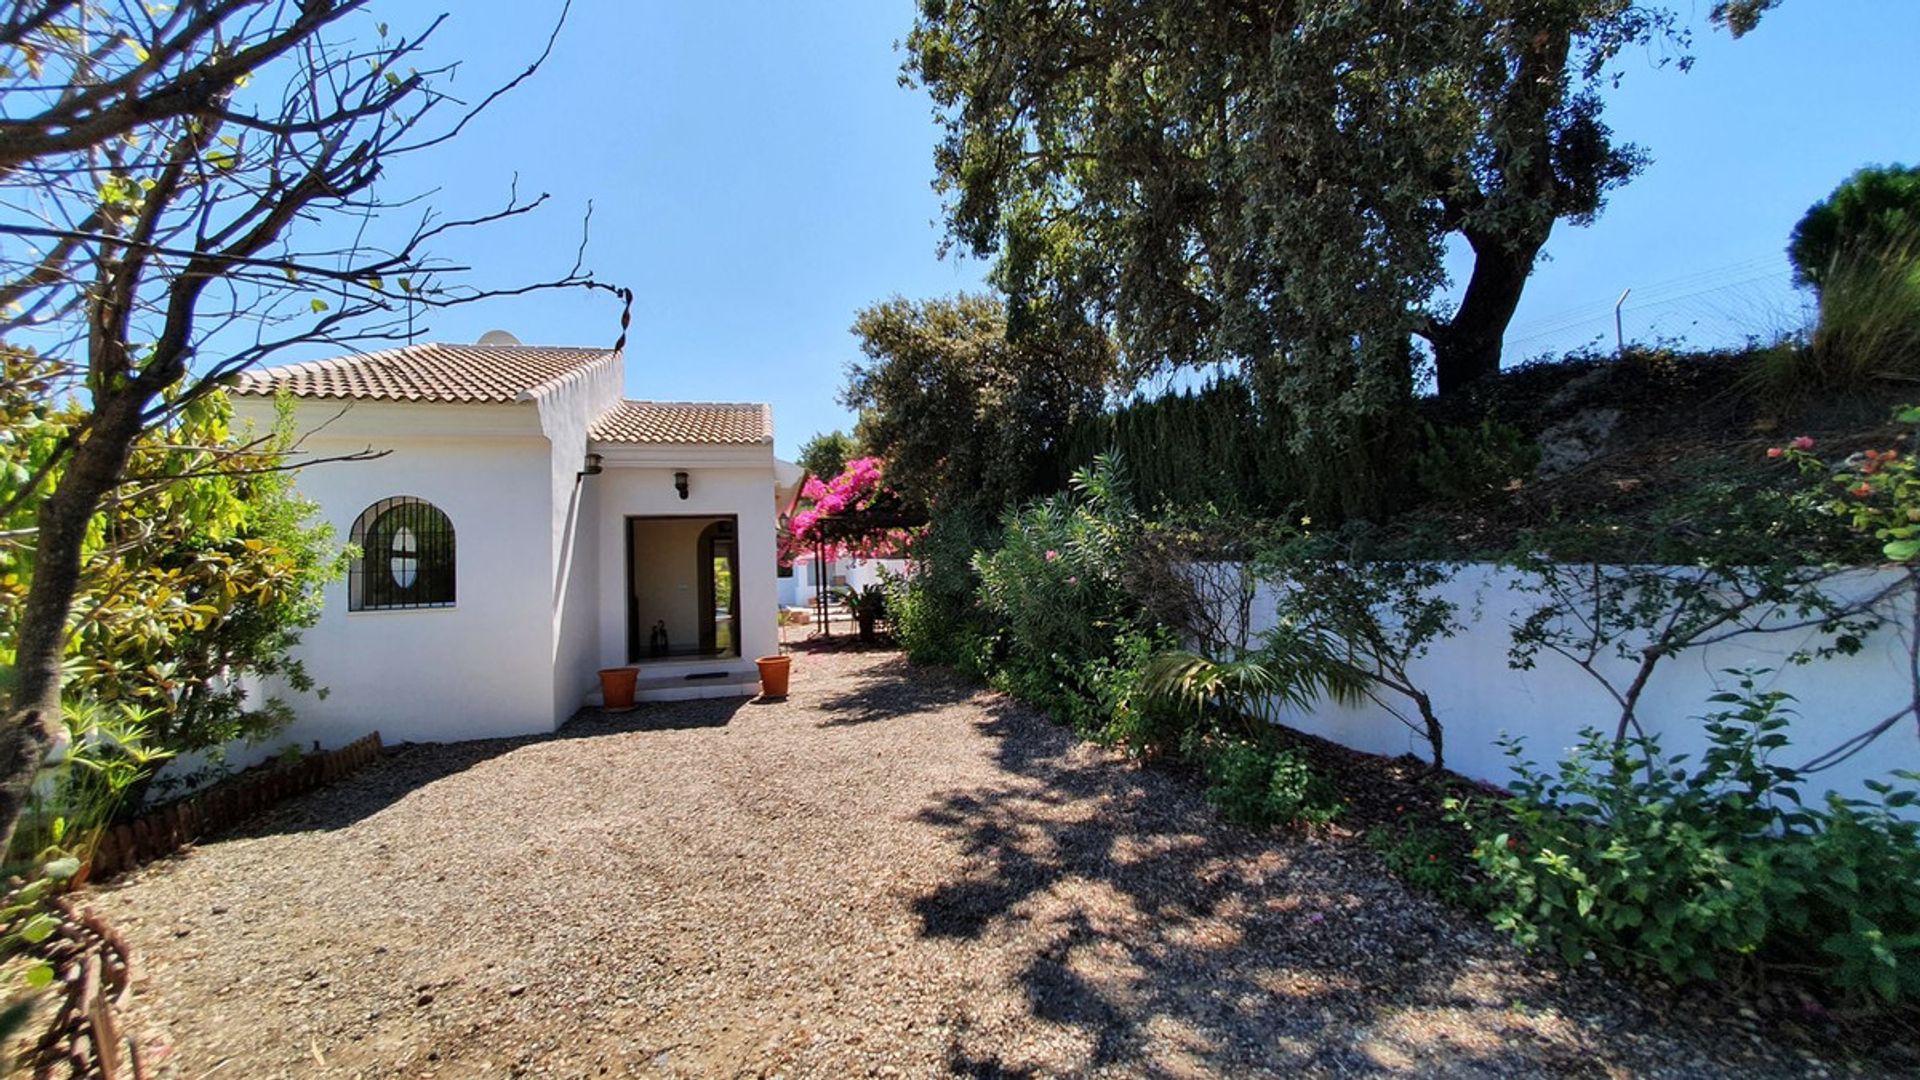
[906,0,1776,400]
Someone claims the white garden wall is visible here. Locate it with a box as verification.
[1236,564,1920,804]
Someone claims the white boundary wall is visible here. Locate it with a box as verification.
[1235,564,1920,804]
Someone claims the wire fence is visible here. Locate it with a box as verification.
[1501,255,1814,362]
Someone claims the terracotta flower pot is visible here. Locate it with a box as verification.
[599,666,638,710]
[756,655,792,698]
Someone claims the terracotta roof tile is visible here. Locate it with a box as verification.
[590,400,773,446]
[231,343,616,403]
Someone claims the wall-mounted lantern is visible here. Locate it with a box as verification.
[578,452,604,480]
[674,470,690,500]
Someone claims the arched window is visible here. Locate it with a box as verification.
[349,497,455,611]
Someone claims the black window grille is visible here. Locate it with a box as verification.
[349,496,455,611]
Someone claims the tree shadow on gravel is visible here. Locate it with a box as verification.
[908,686,1791,1078]
[811,653,982,728]
[222,698,747,838]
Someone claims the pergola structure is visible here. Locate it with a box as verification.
[798,507,929,638]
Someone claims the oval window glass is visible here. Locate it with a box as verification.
[389,525,419,589]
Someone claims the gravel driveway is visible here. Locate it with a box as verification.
[94,647,1848,1078]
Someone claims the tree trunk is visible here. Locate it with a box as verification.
[0,390,149,858]
[1428,229,1547,396]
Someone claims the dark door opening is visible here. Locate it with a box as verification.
[626,515,740,663]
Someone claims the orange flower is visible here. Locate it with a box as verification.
[1852,482,1874,498]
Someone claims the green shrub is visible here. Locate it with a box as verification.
[0,378,344,763]
[885,512,995,667]
[1200,739,1341,827]
[5,700,173,872]
[1750,234,1920,401]
[1414,419,1539,504]
[972,454,1144,722]
[1369,816,1484,909]
[1469,675,1920,1005]
[1788,163,1920,291]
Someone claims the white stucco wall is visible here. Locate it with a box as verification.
[1235,564,1920,806]
[588,449,780,681]
[532,354,622,724]
[231,397,562,745]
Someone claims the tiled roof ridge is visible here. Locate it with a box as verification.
[589,399,773,446]
[231,342,615,403]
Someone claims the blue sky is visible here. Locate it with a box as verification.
[334,1,1916,458]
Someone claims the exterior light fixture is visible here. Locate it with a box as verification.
[577,452,604,480]
[674,470,690,500]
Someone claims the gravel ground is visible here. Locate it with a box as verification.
[92,647,1860,1078]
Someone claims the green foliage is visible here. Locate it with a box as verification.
[1250,525,1464,770]
[1060,380,1277,513]
[845,293,1115,517]
[1056,377,1417,520]
[796,429,860,485]
[1370,815,1484,909]
[839,583,888,643]
[1788,164,1920,290]
[884,512,997,670]
[1468,676,1920,1005]
[1504,517,1886,747]
[0,857,87,1043]
[1,357,345,762]
[1753,222,1920,400]
[1415,420,1540,505]
[5,699,172,871]
[971,455,1143,722]
[1779,407,1920,562]
[906,0,1769,424]
[1200,739,1341,828]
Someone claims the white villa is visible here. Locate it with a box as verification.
[230,335,804,747]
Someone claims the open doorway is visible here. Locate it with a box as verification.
[626,515,741,663]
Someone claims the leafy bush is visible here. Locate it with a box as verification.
[1414,419,1539,504]
[972,455,1142,721]
[1788,163,1920,291]
[885,513,996,668]
[1468,675,1920,1005]
[1777,408,1920,563]
[1369,815,1484,909]
[4,700,173,872]
[1752,218,1920,400]
[1200,739,1341,827]
[1,372,344,764]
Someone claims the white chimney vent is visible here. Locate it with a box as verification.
[477,329,522,347]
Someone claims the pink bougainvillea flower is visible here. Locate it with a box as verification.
[1790,435,1815,451]
[1044,549,1060,562]
[1852,482,1874,498]
[1766,447,1784,459]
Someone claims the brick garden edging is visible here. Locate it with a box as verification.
[88,733,383,881]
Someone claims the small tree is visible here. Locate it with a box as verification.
[1788,164,1920,290]
[0,1,615,854]
[845,293,1115,517]
[1,366,347,767]
[795,430,860,486]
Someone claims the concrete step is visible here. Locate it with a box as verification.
[588,667,762,706]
